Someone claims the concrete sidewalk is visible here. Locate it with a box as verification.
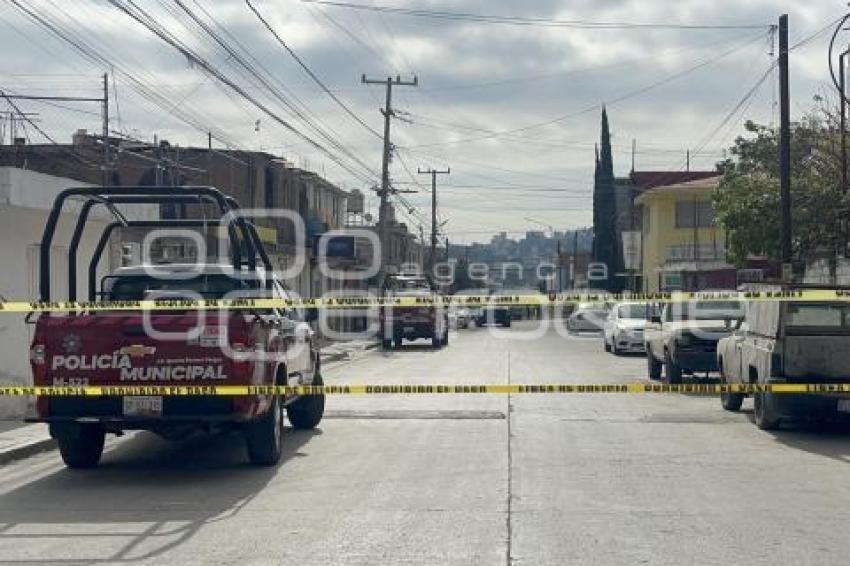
[0,422,54,465]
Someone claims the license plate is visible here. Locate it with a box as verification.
[838,400,850,413]
[123,396,163,417]
[404,326,415,333]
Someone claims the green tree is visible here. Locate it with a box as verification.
[714,106,846,268]
[592,107,618,291]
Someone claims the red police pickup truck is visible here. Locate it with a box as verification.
[28,186,324,468]
[378,273,449,349]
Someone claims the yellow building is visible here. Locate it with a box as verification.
[636,175,735,292]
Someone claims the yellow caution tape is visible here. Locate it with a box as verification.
[1,289,849,313]
[2,383,850,396]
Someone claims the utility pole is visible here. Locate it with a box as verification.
[778,14,793,280]
[570,231,578,289]
[557,239,563,292]
[841,48,849,194]
[207,132,213,185]
[102,72,109,186]
[155,134,163,185]
[841,48,850,275]
[418,166,450,273]
[361,74,418,279]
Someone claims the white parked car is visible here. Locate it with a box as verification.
[603,302,653,355]
[449,307,472,329]
[454,307,472,329]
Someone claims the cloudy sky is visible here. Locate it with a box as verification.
[0,0,842,243]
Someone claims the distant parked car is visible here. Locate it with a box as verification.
[567,303,609,333]
[474,305,512,327]
[454,307,472,329]
[717,297,850,429]
[603,302,654,354]
[449,307,472,329]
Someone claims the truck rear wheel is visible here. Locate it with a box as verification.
[664,350,682,384]
[719,366,744,411]
[55,424,105,469]
[754,392,781,430]
[647,352,662,380]
[244,395,283,466]
[288,372,325,430]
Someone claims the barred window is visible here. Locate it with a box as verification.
[675,200,714,228]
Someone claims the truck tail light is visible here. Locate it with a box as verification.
[30,344,46,365]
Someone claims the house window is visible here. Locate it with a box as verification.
[675,200,714,228]
[661,271,682,291]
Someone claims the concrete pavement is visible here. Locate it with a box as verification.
[1,322,850,564]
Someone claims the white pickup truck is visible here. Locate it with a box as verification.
[644,300,744,383]
[717,299,850,429]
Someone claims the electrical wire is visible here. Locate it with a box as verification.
[181,0,380,176]
[828,12,850,106]
[301,1,769,30]
[0,89,103,170]
[399,31,769,149]
[6,0,242,148]
[244,0,382,139]
[105,0,378,184]
[165,0,378,177]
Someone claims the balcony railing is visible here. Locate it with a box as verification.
[667,244,725,261]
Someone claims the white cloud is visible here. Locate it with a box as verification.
[0,0,841,241]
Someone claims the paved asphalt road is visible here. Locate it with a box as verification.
[2,320,850,565]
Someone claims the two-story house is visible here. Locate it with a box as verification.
[636,175,735,292]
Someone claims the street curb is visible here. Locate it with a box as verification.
[0,437,57,466]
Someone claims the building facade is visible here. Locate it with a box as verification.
[636,175,735,292]
[0,167,157,418]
